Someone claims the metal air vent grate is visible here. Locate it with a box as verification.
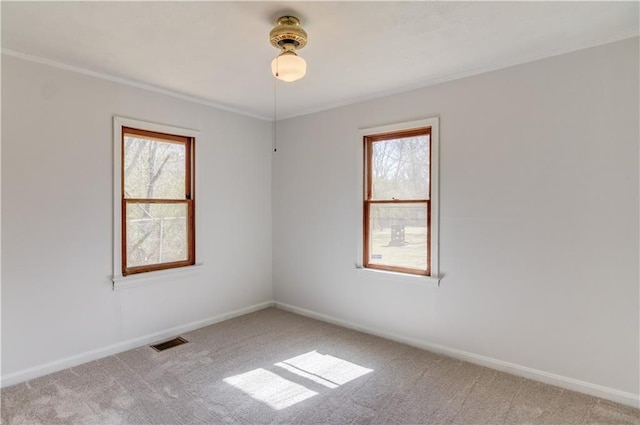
[151,337,188,352]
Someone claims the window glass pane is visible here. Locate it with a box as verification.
[368,203,428,271]
[126,203,188,268]
[371,135,430,200]
[124,135,186,199]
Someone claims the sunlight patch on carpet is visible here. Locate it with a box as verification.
[275,350,373,388]
[224,351,373,410]
[223,368,318,410]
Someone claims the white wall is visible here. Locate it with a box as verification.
[272,38,639,400]
[1,55,273,380]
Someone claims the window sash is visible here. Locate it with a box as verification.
[363,200,431,276]
[122,127,192,201]
[122,199,194,276]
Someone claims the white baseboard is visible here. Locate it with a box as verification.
[0,301,275,388]
[275,302,640,409]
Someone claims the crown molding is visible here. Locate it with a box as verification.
[3,31,638,122]
[276,32,639,121]
[1,48,271,121]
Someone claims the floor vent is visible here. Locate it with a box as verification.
[151,337,188,352]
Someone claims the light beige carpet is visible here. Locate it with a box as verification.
[2,308,638,425]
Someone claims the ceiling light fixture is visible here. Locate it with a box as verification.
[270,16,308,82]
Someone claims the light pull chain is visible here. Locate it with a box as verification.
[273,67,278,152]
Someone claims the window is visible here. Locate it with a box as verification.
[113,117,197,280]
[362,118,439,278]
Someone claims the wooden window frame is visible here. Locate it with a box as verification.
[121,126,196,276]
[363,126,433,277]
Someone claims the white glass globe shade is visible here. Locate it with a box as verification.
[271,52,307,82]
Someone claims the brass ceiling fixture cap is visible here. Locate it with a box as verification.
[270,16,307,50]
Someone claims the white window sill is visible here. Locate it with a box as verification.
[355,266,441,287]
[112,263,204,290]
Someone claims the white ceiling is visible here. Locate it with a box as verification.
[2,2,638,120]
